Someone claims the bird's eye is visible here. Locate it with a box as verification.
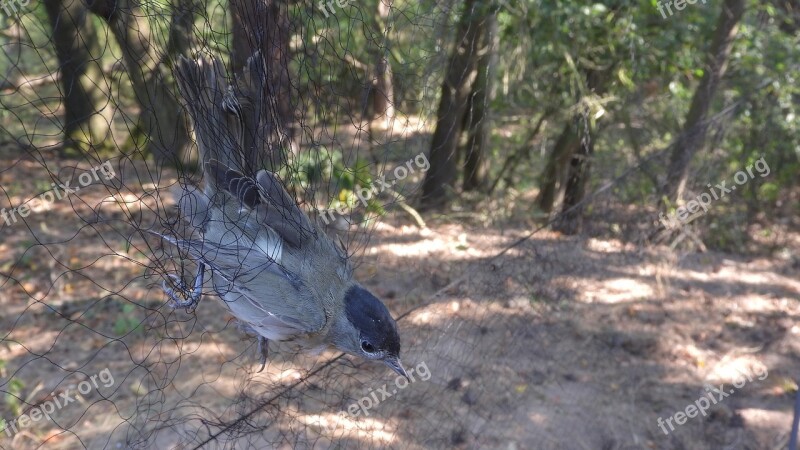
[361,340,376,353]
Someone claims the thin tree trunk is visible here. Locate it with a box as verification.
[167,0,196,165]
[370,0,395,128]
[536,122,580,212]
[44,0,111,153]
[660,0,746,204]
[552,66,614,232]
[462,11,497,192]
[536,64,613,215]
[166,0,195,60]
[553,114,593,235]
[86,0,191,162]
[421,0,483,208]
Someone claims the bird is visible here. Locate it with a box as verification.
[157,53,408,379]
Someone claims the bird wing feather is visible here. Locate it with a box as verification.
[162,234,326,335]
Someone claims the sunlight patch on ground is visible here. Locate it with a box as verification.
[707,357,769,385]
[370,239,448,258]
[372,232,510,259]
[735,294,778,313]
[581,277,653,303]
[736,408,788,435]
[301,412,397,444]
[681,262,800,295]
[586,238,628,253]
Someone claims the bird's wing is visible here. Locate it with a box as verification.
[209,247,327,337]
[254,169,315,248]
[161,234,327,335]
[220,288,323,341]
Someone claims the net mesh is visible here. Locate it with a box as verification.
[0,0,796,449]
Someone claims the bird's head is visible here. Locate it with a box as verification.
[336,284,407,379]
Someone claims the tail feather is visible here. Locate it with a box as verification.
[173,55,313,249]
[174,56,242,183]
[228,51,275,170]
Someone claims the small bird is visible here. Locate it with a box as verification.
[159,54,407,379]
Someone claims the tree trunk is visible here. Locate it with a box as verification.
[660,0,746,204]
[536,122,581,212]
[230,0,295,166]
[421,0,484,208]
[86,0,192,163]
[370,0,395,128]
[536,64,613,214]
[551,66,615,233]
[166,0,195,60]
[553,115,593,235]
[462,11,497,192]
[167,0,196,165]
[43,0,111,154]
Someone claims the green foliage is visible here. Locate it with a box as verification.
[4,377,25,418]
[331,158,386,217]
[283,145,339,189]
[333,158,373,191]
[759,182,779,204]
[487,0,796,236]
[114,303,142,336]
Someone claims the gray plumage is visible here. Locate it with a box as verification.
[160,54,407,378]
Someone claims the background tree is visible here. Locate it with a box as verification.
[43,0,111,153]
[659,0,747,205]
[460,8,496,192]
[370,0,396,127]
[231,0,296,166]
[84,0,192,162]
[421,0,490,208]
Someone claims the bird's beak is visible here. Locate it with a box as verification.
[384,356,409,380]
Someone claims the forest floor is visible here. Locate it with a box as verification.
[0,146,798,449]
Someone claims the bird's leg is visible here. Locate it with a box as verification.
[163,264,206,311]
[236,322,270,372]
[256,336,269,372]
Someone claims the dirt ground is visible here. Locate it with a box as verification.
[0,150,798,450]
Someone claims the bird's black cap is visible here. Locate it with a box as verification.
[344,285,401,357]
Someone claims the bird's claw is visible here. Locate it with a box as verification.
[162,264,206,311]
[163,282,199,310]
[166,273,185,288]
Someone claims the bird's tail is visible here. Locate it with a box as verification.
[174,53,282,179]
[173,54,314,248]
[226,52,284,171]
[174,56,243,188]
